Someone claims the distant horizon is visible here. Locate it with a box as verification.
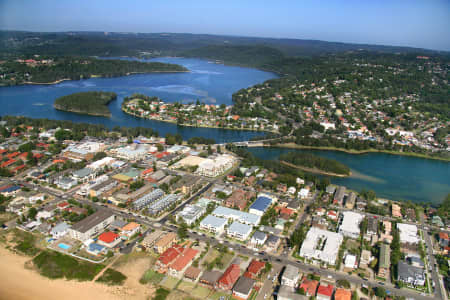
[1,28,448,54]
[1,0,449,52]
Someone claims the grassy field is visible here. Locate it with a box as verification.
[210,291,231,300]
[139,269,165,285]
[203,249,234,270]
[32,250,105,281]
[160,276,179,289]
[177,280,195,293]
[153,287,170,300]
[192,285,213,299]
[96,268,127,285]
[12,229,40,256]
[113,251,151,267]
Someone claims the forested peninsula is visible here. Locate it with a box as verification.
[54,91,117,117]
[279,152,351,177]
[0,57,188,86]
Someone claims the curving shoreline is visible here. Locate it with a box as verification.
[269,143,450,162]
[121,108,277,133]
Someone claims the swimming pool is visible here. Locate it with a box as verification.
[58,243,71,250]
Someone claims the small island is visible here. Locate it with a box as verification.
[279,152,351,177]
[54,91,117,117]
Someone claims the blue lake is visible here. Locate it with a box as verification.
[0,57,276,142]
[0,57,447,204]
[248,147,449,204]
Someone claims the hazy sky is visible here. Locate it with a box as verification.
[1,0,449,51]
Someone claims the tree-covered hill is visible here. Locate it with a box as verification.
[0,57,188,86]
[54,91,117,117]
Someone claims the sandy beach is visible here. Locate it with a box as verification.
[0,246,153,300]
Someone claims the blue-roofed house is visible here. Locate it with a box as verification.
[249,196,273,216]
[227,221,252,241]
[87,243,107,256]
[200,215,227,234]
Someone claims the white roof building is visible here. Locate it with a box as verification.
[87,157,115,170]
[397,223,419,244]
[227,221,252,241]
[200,215,227,234]
[176,204,205,225]
[339,211,364,239]
[113,144,149,160]
[212,206,260,226]
[197,154,235,177]
[299,227,343,265]
[298,188,309,199]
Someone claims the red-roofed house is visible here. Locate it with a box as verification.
[97,232,121,248]
[243,259,265,279]
[280,207,295,220]
[299,277,319,296]
[217,264,240,290]
[7,152,20,159]
[12,164,26,173]
[168,248,199,277]
[0,149,7,155]
[334,288,351,300]
[439,232,449,247]
[1,159,16,168]
[57,201,70,210]
[141,168,153,176]
[33,153,44,159]
[317,284,334,300]
[18,152,29,161]
[327,210,338,221]
[156,244,184,273]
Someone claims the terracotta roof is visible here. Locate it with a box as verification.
[244,260,265,279]
[170,248,199,271]
[317,284,334,297]
[439,232,449,240]
[122,222,140,232]
[57,201,69,208]
[1,159,16,168]
[299,277,319,296]
[218,264,240,289]
[335,288,351,300]
[98,231,119,244]
[158,244,183,266]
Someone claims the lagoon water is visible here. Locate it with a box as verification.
[0,57,448,203]
[0,57,276,142]
[248,147,449,204]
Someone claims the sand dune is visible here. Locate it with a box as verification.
[0,246,151,300]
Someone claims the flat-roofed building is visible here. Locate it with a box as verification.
[199,215,227,234]
[378,243,390,278]
[281,265,300,288]
[212,206,260,226]
[339,211,364,239]
[176,204,205,225]
[227,221,252,241]
[397,223,419,245]
[299,227,343,265]
[68,210,115,241]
